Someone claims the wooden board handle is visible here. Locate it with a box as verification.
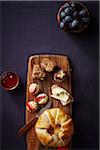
[17,117,38,137]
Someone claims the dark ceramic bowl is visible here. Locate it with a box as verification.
[57,1,91,33]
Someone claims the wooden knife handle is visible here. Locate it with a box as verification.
[17,117,38,137]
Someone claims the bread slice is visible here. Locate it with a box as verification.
[50,84,73,106]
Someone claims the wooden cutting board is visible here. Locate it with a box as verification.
[26,55,73,150]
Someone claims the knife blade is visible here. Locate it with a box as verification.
[17,99,52,137]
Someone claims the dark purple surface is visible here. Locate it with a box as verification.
[0,1,99,150]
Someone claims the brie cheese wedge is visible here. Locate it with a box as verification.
[50,84,73,106]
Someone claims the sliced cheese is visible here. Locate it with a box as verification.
[51,94,69,102]
[51,84,72,106]
[52,86,67,96]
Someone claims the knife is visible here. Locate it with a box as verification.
[17,99,52,137]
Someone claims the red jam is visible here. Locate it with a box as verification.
[1,72,18,89]
[26,102,33,110]
[35,96,46,102]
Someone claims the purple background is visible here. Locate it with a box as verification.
[0,1,99,150]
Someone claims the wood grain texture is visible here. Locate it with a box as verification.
[26,55,73,150]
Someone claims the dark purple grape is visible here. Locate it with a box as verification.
[79,9,87,17]
[71,3,75,7]
[64,7,73,15]
[62,19,66,24]
[82,17,90,24]
[65,16,72,22]
[73,11,78,18]
[63,2,70,8]
[60,11,66,18]
[69,6,75,14]
[71,19,80,28]
[60,22,64,28]
[64,7,70,14]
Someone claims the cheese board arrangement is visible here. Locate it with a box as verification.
[18,55,74,150]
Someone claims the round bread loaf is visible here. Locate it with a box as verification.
[35,108,73,147]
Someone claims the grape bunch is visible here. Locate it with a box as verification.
[58,2,90,33]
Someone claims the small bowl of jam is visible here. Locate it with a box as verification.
[0,71,19,91]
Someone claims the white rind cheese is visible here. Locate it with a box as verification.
[51,84,73,106]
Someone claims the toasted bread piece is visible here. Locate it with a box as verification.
[35,108,73,147]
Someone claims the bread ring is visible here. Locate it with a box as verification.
[35,108,73,147]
